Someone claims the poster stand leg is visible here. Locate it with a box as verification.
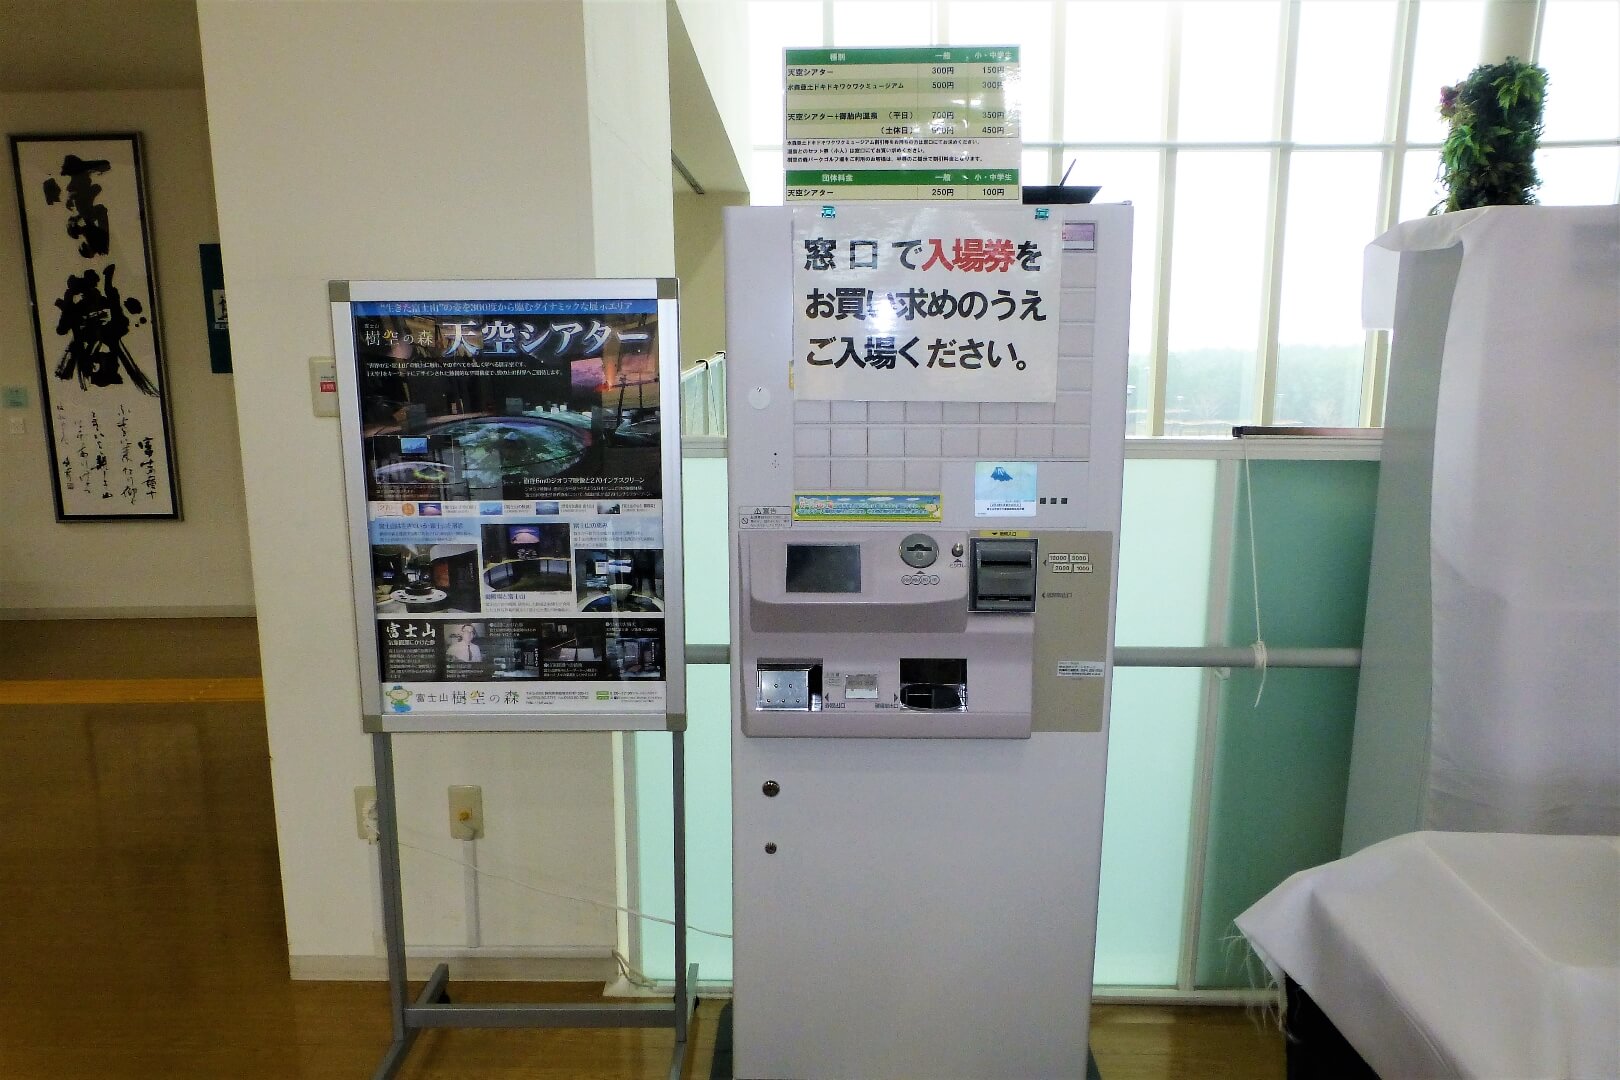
[369,730,697,1080]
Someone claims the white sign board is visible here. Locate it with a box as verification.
[784,46,1022,202]
[791,204,1061,402]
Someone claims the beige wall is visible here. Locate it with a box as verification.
[674,188,747,367]
[672,0,750,176]
[198,0,678,973]
[0,89,253,617]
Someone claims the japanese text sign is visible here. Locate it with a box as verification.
[785,46,1022,202]
[792,204,1061,403]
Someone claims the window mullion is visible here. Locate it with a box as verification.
[1254,0,1300,426]
[1149,0,1185,437]
[1363,0,1423,427]
[1047,0,1067,183]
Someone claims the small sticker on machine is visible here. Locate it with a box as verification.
[1057,660,1105,678]
[739,505,793,530]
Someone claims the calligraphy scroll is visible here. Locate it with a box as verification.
[11,134,179,520]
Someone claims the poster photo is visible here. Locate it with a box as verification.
[333,281,685,732]
[10,134,179,519]
[353,300,662,502]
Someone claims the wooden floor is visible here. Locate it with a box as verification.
[0,619,1283,1079]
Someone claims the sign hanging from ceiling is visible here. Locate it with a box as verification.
[784,45,1022,202]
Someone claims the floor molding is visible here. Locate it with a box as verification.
[0,605,257,620]
[0,676,264,705]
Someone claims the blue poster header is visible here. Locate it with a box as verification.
[352,299,656,317]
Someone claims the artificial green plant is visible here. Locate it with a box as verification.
[1434,57,1549,213]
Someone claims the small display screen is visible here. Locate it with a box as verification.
[786,544,862,593]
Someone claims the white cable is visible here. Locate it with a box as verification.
[396,831,734,941]
[463,837,482,949]
[1242,439,1268,708]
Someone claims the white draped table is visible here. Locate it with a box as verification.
[1238,831,1620,1079]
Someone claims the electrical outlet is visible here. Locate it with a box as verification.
[354,786,378,842]
[448,785,484,841]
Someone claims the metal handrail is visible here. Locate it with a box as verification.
[683,644,1359,669]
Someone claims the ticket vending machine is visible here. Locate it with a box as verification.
[725,201,1131,1079]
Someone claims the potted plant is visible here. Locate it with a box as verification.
[1434,57,1549,213]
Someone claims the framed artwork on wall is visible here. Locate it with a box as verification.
[9,133,180,520]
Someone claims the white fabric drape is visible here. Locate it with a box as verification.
[1365,206,1620,835]
[1237,832,1620,1080]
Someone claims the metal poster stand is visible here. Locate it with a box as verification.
[326,279,696,1080]
[368,726,697,1080]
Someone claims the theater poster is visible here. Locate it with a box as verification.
[330,280,685,733]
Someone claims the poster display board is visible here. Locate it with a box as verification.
[791,203,1061,402]
[331,279,685,732]
[785,46,1021,202]
[10,134,180,519]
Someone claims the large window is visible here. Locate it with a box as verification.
[745,0,1620,435]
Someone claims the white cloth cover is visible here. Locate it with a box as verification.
[1237,831,1620,1080]
[1364,206,1620,835]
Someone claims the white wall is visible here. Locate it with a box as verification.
[0,89,254,617]
[586,0,677,276]
[197,0,677,974]
[674,188,747,365]
[672,0,750,176]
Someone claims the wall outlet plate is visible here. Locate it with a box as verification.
[310,357,339,417]
[354,786,378,842]
[449,784,484,840]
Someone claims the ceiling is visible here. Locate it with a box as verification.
[0,0,743,194]
[0,0,203,92]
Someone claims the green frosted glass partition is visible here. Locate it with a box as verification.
[1195,459,1379,988]
[1094,459,1217,986]
[632,454,732,981]
[631,663,733,981]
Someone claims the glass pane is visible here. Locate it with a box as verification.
[1177,1,1283,142]
[1022,146,1052,186]
[1196,459,1379,987]
[1536,146,1620,206]
[1097,665,1204,985]
[681,456,732,646]
[1064,0,1170,142]
[949,1,1056,142]
[1164,151,1272,435]
[1292,0,1397,144]
[1538,0,1620,142]
[749,147,785,206]
[632,664,734,981]
[1404,0,1486,146]
[831,0,934,46]
[1398,147,1445,221]
[1273,151,1382,427]
[748,0,823,146]
[1064,149,1161,435]
[1095,458,1218,987]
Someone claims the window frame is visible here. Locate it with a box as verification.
[745,0,1620,433]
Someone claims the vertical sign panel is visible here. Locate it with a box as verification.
[332,280,685,732]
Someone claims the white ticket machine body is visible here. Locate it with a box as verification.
[725,202,1131,1079]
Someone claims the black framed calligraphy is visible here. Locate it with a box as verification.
[10,133,180,520]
